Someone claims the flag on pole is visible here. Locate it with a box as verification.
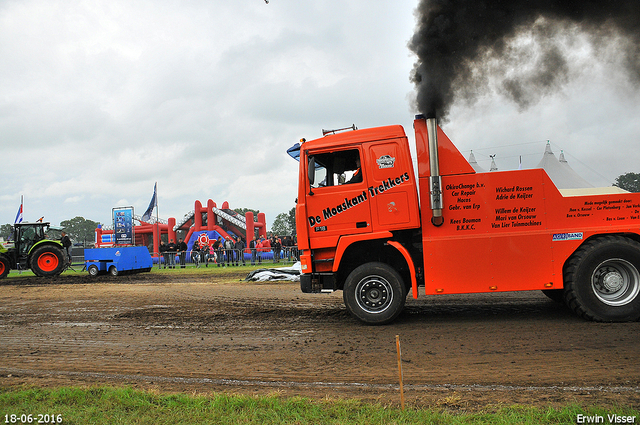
[14,197,23,224]
[141,183,157,222]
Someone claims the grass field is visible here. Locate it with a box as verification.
[1,386,638,425]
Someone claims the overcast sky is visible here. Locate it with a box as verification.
[1,0,639,230]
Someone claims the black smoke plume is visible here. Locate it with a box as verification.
[409,0,640,120]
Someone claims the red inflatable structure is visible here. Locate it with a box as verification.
[95,200,267,256]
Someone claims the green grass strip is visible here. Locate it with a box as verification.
[5,261,294,279]
[0,387,638,425]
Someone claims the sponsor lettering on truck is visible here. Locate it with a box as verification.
[291,115,640,324]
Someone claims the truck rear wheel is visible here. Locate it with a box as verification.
[343,262,406,325]
[109,265,118,276]
[30,245,65,277]
[564,236,640,322]
[0,256,9,279]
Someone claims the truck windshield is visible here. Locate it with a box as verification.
[309,149,361,189]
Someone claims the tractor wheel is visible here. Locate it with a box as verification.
[343,262,406,325]
[87,264,99,277]
[109,265,118,276]
[30,245,65,277]
[0,255,9,279]
[564,235,640,322]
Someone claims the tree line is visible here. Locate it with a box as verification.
[0,207,297,243]
[0,217,100,243]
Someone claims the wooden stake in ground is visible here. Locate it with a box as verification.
[396,334,405,410]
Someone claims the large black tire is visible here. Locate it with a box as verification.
[0,255,9,279]
[30,245,66,277]
[109,265,118,276]
[343,262,406,325]
[564,236,640,322]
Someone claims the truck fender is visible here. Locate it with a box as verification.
[385,240,418,299]
[332,231,393,273]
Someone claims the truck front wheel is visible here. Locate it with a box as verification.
[564,236,640,322]
[30,245,65,277]
[343,262,406,325]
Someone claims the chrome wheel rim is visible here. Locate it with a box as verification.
[591,258,640,306]
[355,275,393,314]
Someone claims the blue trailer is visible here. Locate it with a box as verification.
[84,247,153,276]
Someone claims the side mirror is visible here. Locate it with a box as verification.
[308,156,315,186]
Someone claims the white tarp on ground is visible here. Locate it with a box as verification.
[244,262,302,282]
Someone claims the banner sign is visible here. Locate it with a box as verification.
[113,206,134,245]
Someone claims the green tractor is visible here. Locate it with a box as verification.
[0,222,67,279]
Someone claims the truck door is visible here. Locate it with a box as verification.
[362,139,421,232]
[304,147,372,248]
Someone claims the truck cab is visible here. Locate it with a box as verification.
[296,125,423,321]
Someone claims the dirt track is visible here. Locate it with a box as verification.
[1,270,639,411]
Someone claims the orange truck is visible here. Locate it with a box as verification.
[293,115,640,324]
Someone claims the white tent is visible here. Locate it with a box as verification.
[536,142,594,189]
[468,151,486,173]
[467,141,626,195]
[468,151,499,172]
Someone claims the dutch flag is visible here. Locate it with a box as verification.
[14,202,23,224]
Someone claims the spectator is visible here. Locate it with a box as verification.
[249,237,257,265]
[234,236,246,266]
[200,242,208,266]
[207,244,216,267]
[177,238,188,268]
[256,237,264,264]
[273,235,282,263]
[224,236,234,266]
[214,237,223,267]
[261,237,271,263]
[167,239,177,269]
[192,240,201,268]
[159,240,169,268]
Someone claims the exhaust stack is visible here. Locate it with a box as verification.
[426,117,444,226]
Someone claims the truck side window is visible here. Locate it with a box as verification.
[309,149,362,189]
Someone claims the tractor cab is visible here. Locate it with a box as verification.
[14,222,50,257]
